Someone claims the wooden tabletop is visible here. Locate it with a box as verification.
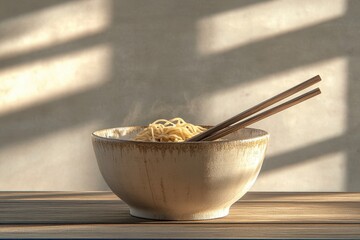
[0,191,359,239]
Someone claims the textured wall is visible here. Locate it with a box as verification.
[0,0,359,191]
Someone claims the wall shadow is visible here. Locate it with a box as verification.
[346,0,360,191]
[0,0,73,22]
[262,136,345,173]
[0,0,358,190]
[0,0,75,43]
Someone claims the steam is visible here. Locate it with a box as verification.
[118,92,207,127]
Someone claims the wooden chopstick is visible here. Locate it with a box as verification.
[202,88,321,141]
[186,75,321,142]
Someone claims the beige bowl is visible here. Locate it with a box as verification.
[92,127,269,220]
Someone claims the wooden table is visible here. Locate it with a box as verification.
[0,191,359,239]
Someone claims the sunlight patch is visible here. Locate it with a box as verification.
[0,0,111,57]
[0,44,112,115]
[197,0,346,56]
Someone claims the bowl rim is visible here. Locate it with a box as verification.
[92,126,269,145]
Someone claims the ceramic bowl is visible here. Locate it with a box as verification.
[92,127,269,220]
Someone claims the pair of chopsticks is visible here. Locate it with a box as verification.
[186,75,321,142]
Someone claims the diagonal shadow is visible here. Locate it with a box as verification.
[262,135,346,173]
[199,17,350,92]
[0,0,359,191]
[0,31,110,70]
[0,1,76,56]
[0,0,73,22]
[258,0,360,190]
[0,0,272,190]
[0,0,273,150]
[0,11,349,149]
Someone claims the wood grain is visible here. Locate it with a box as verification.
[1,224,360,239]
[0,191,359,239]
[1,191,359,201]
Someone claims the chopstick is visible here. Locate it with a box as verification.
[186,75,321,142]
[202,88,321,141]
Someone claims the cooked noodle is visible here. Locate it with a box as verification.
[134,118,206,142]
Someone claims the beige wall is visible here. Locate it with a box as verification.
[0,0,359,191]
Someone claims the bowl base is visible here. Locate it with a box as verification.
[129,207,230,220]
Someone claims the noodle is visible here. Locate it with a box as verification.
[134,118,206,142]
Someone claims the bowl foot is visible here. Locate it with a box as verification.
[129,207,230,220]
